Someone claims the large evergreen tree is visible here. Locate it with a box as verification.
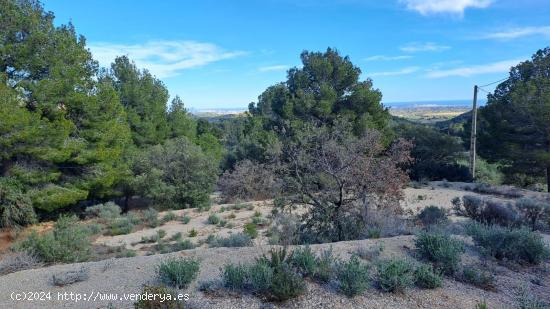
[478,47,550,191]
[0,0,131,219]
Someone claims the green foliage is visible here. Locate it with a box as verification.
[142,208,159,228]
[129,137,219,209]
[107,217,134,235]
[134,285,185,309]
[376,259,414,293]
[466,223,549,265]
[396,123,467,181]
[417,206,448,226]
[181,215,191,224]
[516,197,550,230]
[156,257,200,289]
[289,246,317,277]
[188,229,197,237]
[162,211,177,223]
[84,202,121,221]
[167,96,197,140]
[222,263,248,290]
[415,232,464,275]
[0,178,37,228]
[207,214,220,225]
[461,266,496,291]
[247,260,274,293]
[15,215,91,263]
[414,264,442,289]
[206,233,252,248]
[336,255,370,297]
[243,223,258,239]
[477,47,550,191]
[269,264,306,301]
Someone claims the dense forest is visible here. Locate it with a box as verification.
[1,0,549,233]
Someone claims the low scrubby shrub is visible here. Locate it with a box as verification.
[172,240,195,251]
[188,229,197,237]
[0,178,37,228]
[206,233,252,248]
[473,183,523,198]
[52,267,89,286]
[222,263,248,290]
[414,264,442,289]
[336,255,370,297]
[162,211,178,223]
[455,195,519,226]
[84,202,121,221]
[415,232,464,275]
[243,223,258,239]
[461,266,495,291]
[181,215,191,224]
[466,223,549,265]
[157,257,200,289]
[247,260,274,293]
[15,215,91,263]
[289,246,316,277]
[134,285,185,309]
[269,264,306,301]
[314,248,337,283]
[417,206,448,226]
[107,217,134,235]
[376,259,414,293]
[0,252,42,275]
[355,244,384,261]
[143,208,159,228]
[517,286,548,309]
[207,214,220,225]
[218,160,280,203]
[516,198,549,231]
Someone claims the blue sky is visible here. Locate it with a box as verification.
[43,0,550,109]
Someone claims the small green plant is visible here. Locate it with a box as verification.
[222,263,248,290]
[254,210,261,217]
[15,215,91,263]
[269,264,306,301]
[289,246,316,277]
[172,240,195,251]
[207,214,220,225]
[162,211,177,223]
[218,220,227,227]
[475,300,489,309]
[157,257,200,289]
[107,217,134,235]
[415,232,464,274]
[188,229,197,237]
[414,264,442,289]
[207,233,252,248]
[466,223,549,265]
[247,260,273,293]
[336,255,370,297]
[461,266,496,291]
[143,208,159,228]
[243,223,258,239]
[314,248,337,283]
[170,232,183,241]
[367,227,381,239]
[181,215,191,224]
[517,285,547,309]
[376,259,414,293]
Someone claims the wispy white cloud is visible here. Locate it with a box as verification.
[479,26,550,40]
[426,59,522,78]
[258,65,289,72]
[89,40,247,78]
[400,0,493,16]
[369,66,420,77]
[364,55,413,61]
[400,42,450,53]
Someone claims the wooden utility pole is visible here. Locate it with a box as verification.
[469,85,478,181]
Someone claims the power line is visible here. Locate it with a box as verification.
[479,77,509,88]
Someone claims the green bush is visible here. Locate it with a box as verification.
[143,208,159,228]
[107,217,134,235]
[222,263,248,290]
[206,233,252,248]
[314,248,337,283]
[134,285,185,309]
[516,197,549,230]
[289,246,317,277]
[162,211,178,223]
[207,214,220,225]
[181,215,191,224]
[172,240,195,251]
[376,259,414,293]
[170,232,183,241]
[188,229,197,237]
[84,202,121,221]
[414,264,442,289]
[157,257,200,289]
[269,264,306,301]
[247,260,274,293]
[15,215,90,263]
[415,232,464,274]
[0,178,37,228]
[243,223,258,239]
[417,206,448,226]
[466,223,549,265]
[336,255,370,297]
[461,266,495,291]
